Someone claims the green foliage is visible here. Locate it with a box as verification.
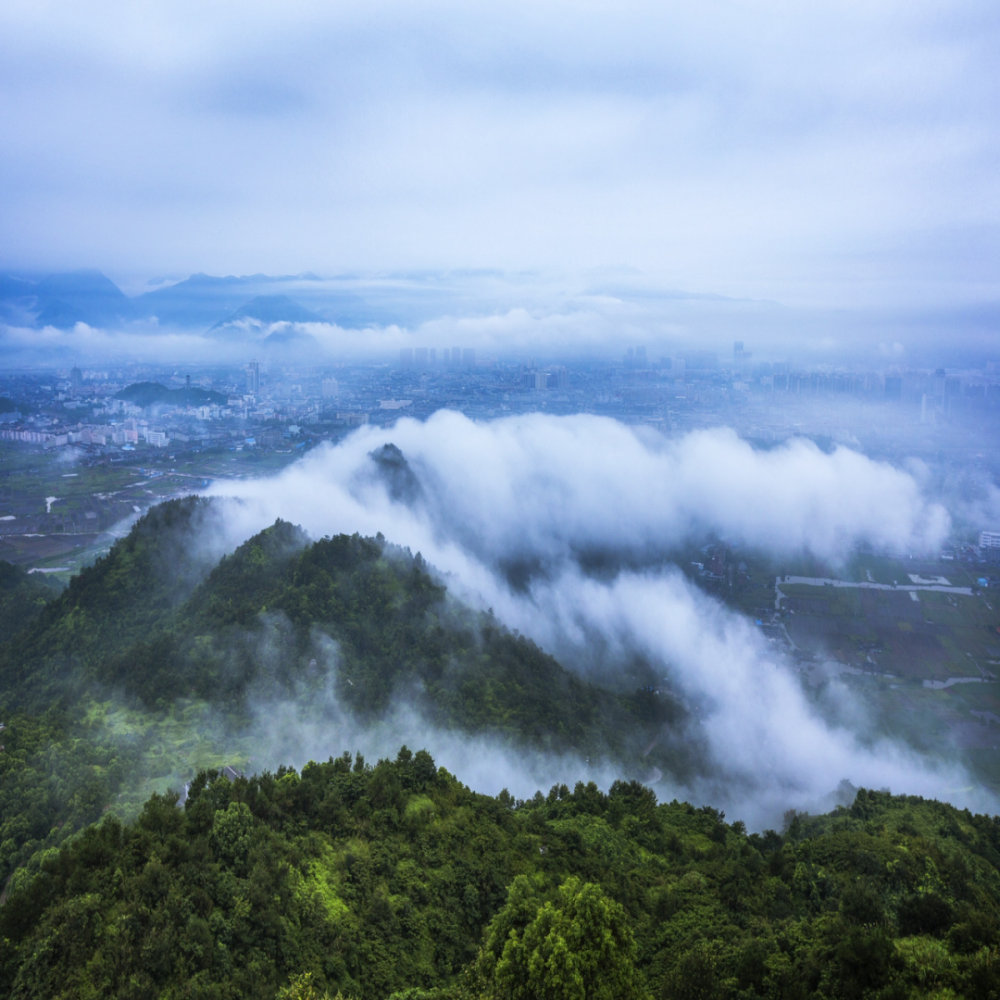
[1,500,682,765]
[479,876,643,1000]
[3,763,1000,1000]
[0,560,59,644]
[0,496,221,711]
[0,710,137,890]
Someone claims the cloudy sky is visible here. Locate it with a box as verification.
[1,1,998,307]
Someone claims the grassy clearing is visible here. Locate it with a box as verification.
[82,697,250,815]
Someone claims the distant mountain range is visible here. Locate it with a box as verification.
[0,269,375,331]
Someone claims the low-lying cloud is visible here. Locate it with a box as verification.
[200,411,975,828]
[212,411,950,566]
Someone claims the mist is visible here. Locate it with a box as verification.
[4,266,1000,364]
[191,410,980,829]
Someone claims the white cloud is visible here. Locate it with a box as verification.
[201,411,971,827]
[211,411,950,565]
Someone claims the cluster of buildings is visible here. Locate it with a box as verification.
[0,345,998,476]
[980,532,1000,565]
[398,347,476,370]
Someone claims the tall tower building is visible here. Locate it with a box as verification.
[246,360,260,396]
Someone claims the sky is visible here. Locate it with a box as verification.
[1,0,999,309]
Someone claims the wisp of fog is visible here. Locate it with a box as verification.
[203,410,978,829]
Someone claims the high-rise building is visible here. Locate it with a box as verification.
[69,366,82,395]
[549,366,570,389]
[399,348,414,368]
[246,360,260,396]
[322,379,339,399]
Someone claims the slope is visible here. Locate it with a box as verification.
[0,499,685,893]
[3,498,679,756]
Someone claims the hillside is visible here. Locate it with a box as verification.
[1,498,677,751]
[0,499,684,893]
[3,501,1000,998]
[115,380,229,408]
[32,270,135,329]
[0,560,61,642]
[2,756,1000,999]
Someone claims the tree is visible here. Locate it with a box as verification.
[210,801,254,873]
[478,876,646,1000]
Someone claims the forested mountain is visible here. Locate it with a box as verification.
[0,499,681,903]
[3,753,1000,999]
[0,497,679,751]
[115,381,229,408]
[4,500,1000,999]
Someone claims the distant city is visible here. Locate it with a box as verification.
[1,338,999,562]
[2,339,998,448]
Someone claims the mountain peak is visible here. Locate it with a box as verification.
[209,294,324,331]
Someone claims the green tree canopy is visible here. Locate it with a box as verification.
[479,875,645,1000]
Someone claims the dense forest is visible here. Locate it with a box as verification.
[5,498,1000,998]
[0,499,682,902]
[3,751,1000,999]
[1,497,678,750]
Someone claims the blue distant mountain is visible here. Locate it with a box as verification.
[136,274,284,327]
[0,274,35,300]
[209,294,325,332]
[0,270,379,330]
[138,274,373,328]
[207,295,324,355]
[0,267,503,331]
[29,270,135,328]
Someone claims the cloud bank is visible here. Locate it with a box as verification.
[196,411,972,828]
[212,411,950,567]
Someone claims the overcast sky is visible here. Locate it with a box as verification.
[1,0,998,307]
